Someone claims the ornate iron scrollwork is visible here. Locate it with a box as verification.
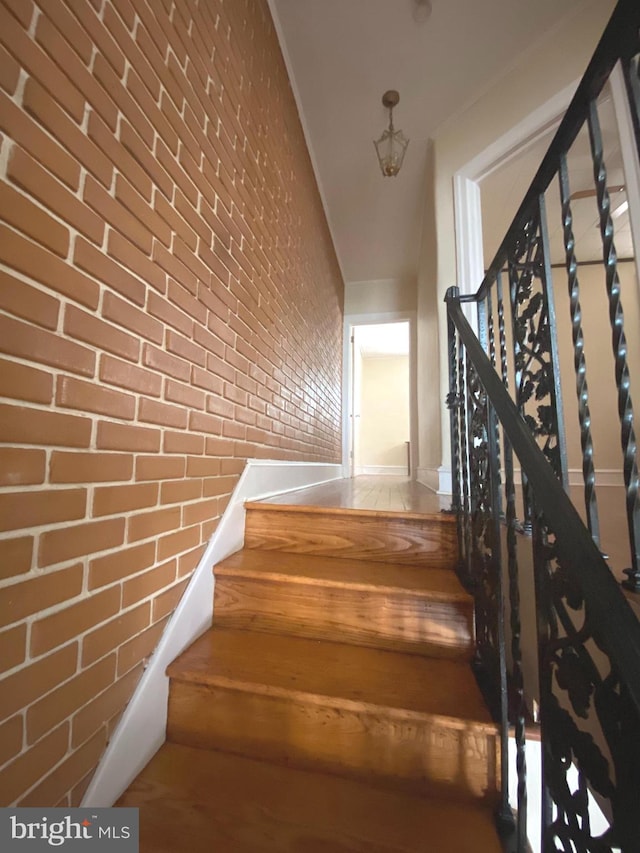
[536,517,640,850]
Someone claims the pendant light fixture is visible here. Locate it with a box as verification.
[373,90,409,177]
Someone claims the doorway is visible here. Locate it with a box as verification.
[345,320,413,479]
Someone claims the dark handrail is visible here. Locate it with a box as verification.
[475,0,640,302]
[446,287,640,714]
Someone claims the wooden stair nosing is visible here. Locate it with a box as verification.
[117,743,504,853]
[244,499,456,524]
[214,549,471,601]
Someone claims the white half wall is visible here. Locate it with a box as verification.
[82,458,342,808]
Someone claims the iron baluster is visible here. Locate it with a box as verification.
[558,154,601,550]
[458,343,472,586]
[486,286,504,519]
[587,97,640,592]
[447,306,463,578]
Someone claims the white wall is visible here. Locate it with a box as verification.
[416,0,617,483]
[357,356,410,473]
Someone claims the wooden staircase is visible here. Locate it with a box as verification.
[118,495,504,852]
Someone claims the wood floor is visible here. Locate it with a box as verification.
[118,476,503,852]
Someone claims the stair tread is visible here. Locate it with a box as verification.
[118,742,503,853]
[168,627,494,725]
[216,549,470,600]
[245,498,455,524]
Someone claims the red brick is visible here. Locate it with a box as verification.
[152,578,189,621]
[0,564,84,629]
[88,541,156,590]
[0,183,69,258]
[191,365,224,396]
[0,8,85,122]
[166,330,206,367]
[0,359,53,405]
[31,586,122,657]
[0,90,80,190]
[39,518,125,568]
[117,617,167,677]
[138,398,189,429]
[0,313,95,377]
[189,410,223,436]
[92,52,153,147]
[147,290,193,337]
[0,722,70,806]
[122,559,176,607]
[23,77,112,188]
[152,240,198,294]
[76,241,146,309]
[66,0,126,78]
[114,174,171,248]
[50,451,133,484]
[1,275,60,335]
[92,482,159,520]
[183,497,220,526]
[27,654,116,743]
[86,111,152,204]
[142,343,190,381]
[0,42,20,94]
[56,375,136,420]
[0,489,86,534]
[0,714,23,767]
[96,421,161,453]
[20,727,107,807]
[38,0,93,63]
[64,304,140,363]
[70,666,141,749]
[0,447,46,486]
[102,292,163,344]
[157,525,201,562]
[135,456,185,481]
[107,230,166,294]
[163,431,205,455]
[82,603,150,666]
[0,623,27,675]
[0,643,78,722]
[35,14,119,131]
[8,146,104,245]
[0,536,33,581]
[127,506,181,543]
[84,175,152,255]
[153,191,197,251]
[0,225,99,310]
[119,120,172,199]
[159,479,203,506]
[99,354,162,397]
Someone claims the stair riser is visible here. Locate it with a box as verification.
[244,509,457,566]
[214,577,474,660]
[167,681,499,803]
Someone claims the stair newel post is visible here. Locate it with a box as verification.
[587,95,640,592]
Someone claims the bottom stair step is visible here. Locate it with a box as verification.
[117,743,503,853]
[166,628,500,803]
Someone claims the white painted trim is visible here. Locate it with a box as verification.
[82,459,342,807]
[437,465,452,496]
[342,311,418,480]
[416,466,439,493]
[354,465,407,476]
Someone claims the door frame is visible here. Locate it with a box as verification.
[342,311,417,479]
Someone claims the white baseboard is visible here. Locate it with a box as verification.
[82,459,342,807]
[416,467,440,493]
[354,465,407,476]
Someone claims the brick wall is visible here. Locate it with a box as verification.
[0,0,343,806]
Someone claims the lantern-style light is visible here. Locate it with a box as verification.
[373,90,409,177]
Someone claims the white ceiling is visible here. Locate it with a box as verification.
[270,0,586,285]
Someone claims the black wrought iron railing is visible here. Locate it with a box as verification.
[445,1,640,849]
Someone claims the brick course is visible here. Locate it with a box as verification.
[0,0,342,807]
